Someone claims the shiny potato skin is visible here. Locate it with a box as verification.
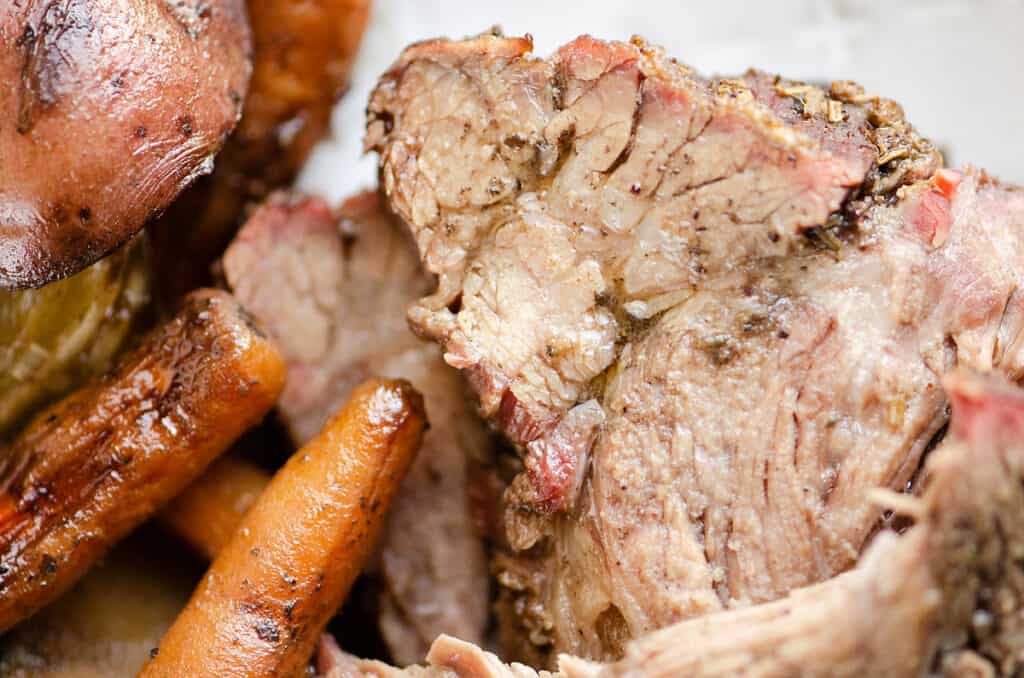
[141,378,425,678]
[0,0,252,290]
[152,0,371,302]
[0,289,286,632]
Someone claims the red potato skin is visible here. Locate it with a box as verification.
[140,378,425,678]
[0,0,252,289]
[0,289,286,632]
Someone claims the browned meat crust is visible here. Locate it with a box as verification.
[0,0,251,289]
[0,289,285,631]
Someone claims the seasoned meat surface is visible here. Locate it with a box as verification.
[366,33,1024,660]
[223,192,492,663]
[323,371,1024,678]
[0,0,251,289]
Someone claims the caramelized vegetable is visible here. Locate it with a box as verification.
[159,454,271,560]
[0,237,150,437]
[0,290,285,632]
[0,0,251,289]
[153,0,372,301]
[141,378,425,678]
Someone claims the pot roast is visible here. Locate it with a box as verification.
[365,33,1024,662]
[320,370,1024,678]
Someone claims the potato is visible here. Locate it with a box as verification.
[0,236,149,437]
[0,534,200,678]
[0,0,251,289]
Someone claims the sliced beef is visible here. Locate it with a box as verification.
[366,33,1024,661]
[222,192,492,664]
[319,371,1024,678]
[589,371,1024,678]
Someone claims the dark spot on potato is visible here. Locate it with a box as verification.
[283,600,296,619]
[78,207,91,223]
[135,126,148,138]
[178,116,194,138]
[149,647,159,658]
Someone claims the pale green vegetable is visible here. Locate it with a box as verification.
[0,239,150,437]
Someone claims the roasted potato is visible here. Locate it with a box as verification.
[0,0,251,289]
[0,290,285,632]
[0,237,149,437]
[152,0,371,302]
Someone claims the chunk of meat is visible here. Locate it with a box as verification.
[587,371,1024,678]
[366,33,1024,661]
[151,0,371,303]
[0,0,251,289]
[223,192,492,663]
[367,34,936,458]
[319,371,1024,678]
[0,289,285,631]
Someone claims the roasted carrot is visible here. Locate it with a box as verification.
[0,290,286,632]
[140,378,425,678]
[159,454,272,560]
